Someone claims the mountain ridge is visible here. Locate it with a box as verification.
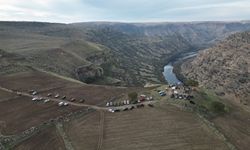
[1,21,250,86]
[182,31,250,105]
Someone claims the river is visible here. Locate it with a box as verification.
[163,51,198,85]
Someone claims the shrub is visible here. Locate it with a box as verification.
[210,101,225,114]
[128,92,138,101]
[184,79,199,87]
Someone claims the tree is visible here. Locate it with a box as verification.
[128,92,138,101]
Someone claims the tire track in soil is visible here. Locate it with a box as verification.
[97,111,105,150]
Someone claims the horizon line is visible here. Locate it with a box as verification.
[0,20,250,24]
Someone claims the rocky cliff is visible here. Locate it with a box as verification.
[182,32,250,104]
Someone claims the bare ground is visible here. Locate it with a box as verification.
[14,126,66,150]
[64,103,229,150]
[212,105,250,150]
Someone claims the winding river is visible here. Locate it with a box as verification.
[163,51,198,85]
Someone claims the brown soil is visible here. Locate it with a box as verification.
[65,104,229,150]
[212,105,250,150]
[64,111,100,150]
[0,94,81,135]
[14,126,66,150]
[0,71,139,106]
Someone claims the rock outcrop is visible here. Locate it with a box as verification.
[76,64,104,83]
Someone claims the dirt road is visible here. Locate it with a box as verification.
[0,86,154,112]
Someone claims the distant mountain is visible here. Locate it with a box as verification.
[1,21,250,86]
[182,32,250,104]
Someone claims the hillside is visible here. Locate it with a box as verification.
[182,32,250,104]
[1,21,250,86]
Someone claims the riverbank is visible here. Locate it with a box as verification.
[172,58,193,83]
[163,51,198,85]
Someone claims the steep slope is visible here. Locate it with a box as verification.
[182,32,250,104]
[84,27,193,85]
[0,49,32,75]
[0,22,115,84]
[74,21,250,48]
[1,21,250,86]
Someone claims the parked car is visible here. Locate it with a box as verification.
[148,104,154,107]
[32,91,38,95]
[32,97,38,101]
[70,98,76,102]
[79,99,85,103]
[44,99,50,103]
[58,102,64,106]
[55,94,60,98]
[160,93,166,96]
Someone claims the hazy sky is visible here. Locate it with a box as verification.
[0,0,250,23]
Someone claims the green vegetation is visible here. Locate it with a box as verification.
[184,79,199,87]
[209,101,226,114]
[193,88,228,116]
[128,92,138,102]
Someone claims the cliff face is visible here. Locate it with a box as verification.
[182,32,250,104]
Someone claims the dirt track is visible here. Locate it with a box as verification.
[97,111,105,150]
[0,86,107,110]
[0,86,154,113]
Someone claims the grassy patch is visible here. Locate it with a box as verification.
[193,88,229,116]
[184,79,199,87]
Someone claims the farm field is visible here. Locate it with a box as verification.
[0,71,139,135]
[0,71,139,106]
[14,126,66,150]
[64,111,101,150]
[0,92,81,135]
[64,103,229,150]
[212,106,250,150]
[1,70,249,150]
